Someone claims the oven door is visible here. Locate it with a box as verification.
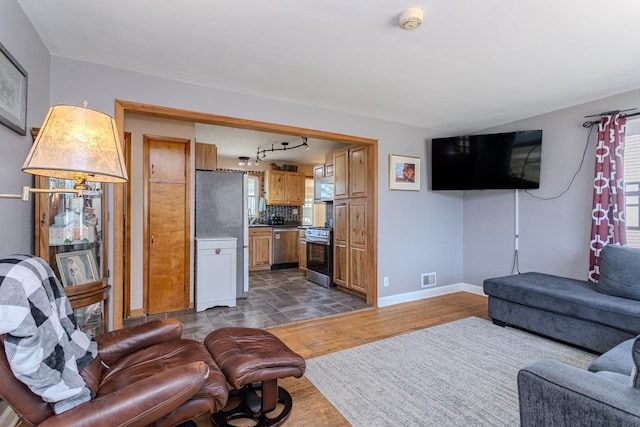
[306,239,332,277]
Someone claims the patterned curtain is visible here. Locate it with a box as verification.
[588,113,627,282]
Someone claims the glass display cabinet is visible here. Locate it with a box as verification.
[34,175,110,338]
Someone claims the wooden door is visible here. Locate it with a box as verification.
[144,135,191,314]
[195,142,217,170]
[333,201,349,287]
[349,199,368,294]
[287,172,305,205]
[333,149,348,200]
[325,161,334,177]
[254,234,272,267]
[350,146,368,198]
[265,170,286,204]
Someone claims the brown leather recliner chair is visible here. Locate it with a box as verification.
[0,255,229,427]
[0,318,229,427]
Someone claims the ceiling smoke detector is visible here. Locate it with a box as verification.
[399,8,423,30]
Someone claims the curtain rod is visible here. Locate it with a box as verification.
[582,111,640,128]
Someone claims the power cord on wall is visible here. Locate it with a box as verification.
[524,124,595,200]
[511,249,521,275]
[511,124,594,274]
[510,123,597,275]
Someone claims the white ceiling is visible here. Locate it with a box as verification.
[194,124,350,164]
[17,0,640,162]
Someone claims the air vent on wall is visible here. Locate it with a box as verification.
[421,272,436,288]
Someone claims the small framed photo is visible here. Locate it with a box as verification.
[389,154,421,191]
[0,42,28,135]
[55,250,99,287]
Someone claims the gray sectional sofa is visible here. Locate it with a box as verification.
[483,245,640,353]
[483,244,640,425]
[518,336,640,426]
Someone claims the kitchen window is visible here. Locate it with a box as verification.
[247,174,260,218]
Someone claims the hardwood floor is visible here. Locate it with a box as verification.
[197,292,489,426]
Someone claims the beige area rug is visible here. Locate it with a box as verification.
[305,316,597,426]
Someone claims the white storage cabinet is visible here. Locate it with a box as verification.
[195,237,237,311]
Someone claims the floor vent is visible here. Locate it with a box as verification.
[421,272,436,288]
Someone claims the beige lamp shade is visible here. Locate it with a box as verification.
[22,105,128,185]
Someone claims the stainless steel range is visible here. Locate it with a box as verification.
[305,227,334,288]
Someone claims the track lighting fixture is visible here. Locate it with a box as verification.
[255,137,308,162]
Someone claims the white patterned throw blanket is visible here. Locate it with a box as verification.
[0,255,97,414]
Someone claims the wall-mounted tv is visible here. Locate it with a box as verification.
[431,130,542,190]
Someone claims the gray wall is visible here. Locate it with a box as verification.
[6,0,640,301]
[48,56,464,299]
[462,88,640,286]
[0,1,50,255]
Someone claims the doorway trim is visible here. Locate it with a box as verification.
[113,99,378,329]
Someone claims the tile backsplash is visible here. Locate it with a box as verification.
[264,205,301,224]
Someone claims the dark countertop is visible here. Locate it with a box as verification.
[248,223,302,228]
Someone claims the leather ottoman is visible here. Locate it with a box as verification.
[204,327,306,427]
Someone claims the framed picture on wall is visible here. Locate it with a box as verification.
[0,41,28,135]
[389,154,421,191]
[55,250,99,287]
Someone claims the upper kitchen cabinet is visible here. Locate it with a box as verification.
[195,142,217,170]
[333,145,368,200]
[313,164,326,202]
[264,170,305,206]
[325,162,334,177]
[314,163,335,203]
[333,149,348,200]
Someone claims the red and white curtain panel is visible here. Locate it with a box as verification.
[588,113,627,282]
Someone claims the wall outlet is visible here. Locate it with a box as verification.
[383,276,389,287]
[421,272,436,288]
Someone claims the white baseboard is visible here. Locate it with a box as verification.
[378,283,486,308]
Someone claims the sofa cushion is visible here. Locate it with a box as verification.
[593,370,632,386]
[483,272,640,336]
[597,245,640,301]
[633,336,640,389]
[589,338,635,375]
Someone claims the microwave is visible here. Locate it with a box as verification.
[319,177,334,201]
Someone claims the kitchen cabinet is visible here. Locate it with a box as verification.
[333,202,348,287]
[333,146,368,200]
[299,229,307,271]
[349,146,368,198]
[195,237,237,311]
[195,142,217,170]
[249,227,272,271]
[333,199,369,296]
[332,145,373,299]
[325,161,334,177]
[264,170,305,206]
[34,174,109,337]
[333,149,348,200]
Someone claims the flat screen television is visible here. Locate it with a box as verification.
[431,130,542,190]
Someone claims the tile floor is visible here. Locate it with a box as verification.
[123,268,371,340]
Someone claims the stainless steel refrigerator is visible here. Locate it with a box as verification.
[195,170,249,298]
